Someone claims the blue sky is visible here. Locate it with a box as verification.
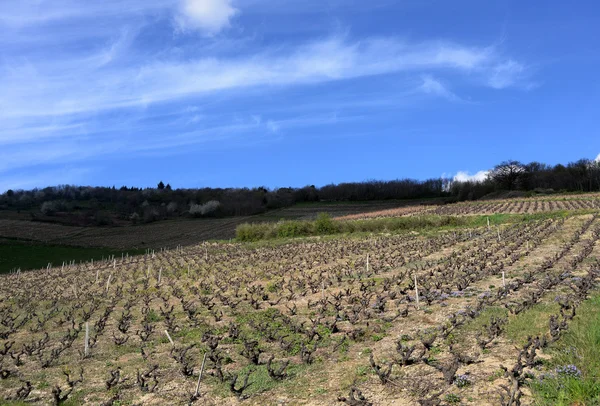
[1,0,599,191]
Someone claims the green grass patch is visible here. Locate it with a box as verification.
[529,294,600,405]
[450,306,507,337]
[0,240,145,273]
[212,362,310,398]
[505,302,560,345]
[236,210,588,242]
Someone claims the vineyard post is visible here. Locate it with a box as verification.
[164,330,174,346]
[487,217,490,230]
[502,271,506,287]
[497,228,501,241]
[158,267,162,285]
[366,254,369,274]
[414,274,420,309]
[84,322,89,357]
[194,352,208,398]
[106,274,112,293]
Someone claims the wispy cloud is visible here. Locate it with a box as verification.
[0,36,527,122]
[0,0,173,26]
[596,153,600,162]
[0,1,536,191]
[0,167,92,193]
[419,75,459,101]
[487,59,526,89]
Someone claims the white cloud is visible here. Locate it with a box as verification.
[595,153,600,162]
[176,0,239,35]
[0,37,525,123]
[266,120,280,133]
[487,59,525,89]
[419,75,459,100]
[453,170,490,183]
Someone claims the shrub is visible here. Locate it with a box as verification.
[40,201,57,215]
[236,223,275,242]
[166,202,178,214]
[315,213,338,234]
[189,200,221,217]
[40,200,69,215]
[277,220,313,238]
[130,212,140,224]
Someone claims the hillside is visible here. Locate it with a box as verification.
[0,198,599,405]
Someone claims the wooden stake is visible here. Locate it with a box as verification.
[164,330,174,346]
[195,353,208,397]
[414,275,420,309]
[106,274,112,293]
[366,254,369,274]
[158,267,162,285]
[487,217,490,230]
[502,271,506,287]
[84,322,89,357]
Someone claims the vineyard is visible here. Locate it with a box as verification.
[1,211,599,405]
[339,194,600,220]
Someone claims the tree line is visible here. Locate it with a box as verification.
[450,158,600,201]
[1,157,599,225]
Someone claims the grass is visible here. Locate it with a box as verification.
[505,302,560,345]
[529,293,600,406]
[236,210,582,242]
[0,239,145,273]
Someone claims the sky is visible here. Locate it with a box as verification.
[1,0,599,192]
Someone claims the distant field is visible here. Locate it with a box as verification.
[0,239,145,273]
[430,195,600,216]
[0,201,426,249]
[337,194,600,220]
[263,200,436,221]
[0,217,250,250]
[1,195,598,252]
